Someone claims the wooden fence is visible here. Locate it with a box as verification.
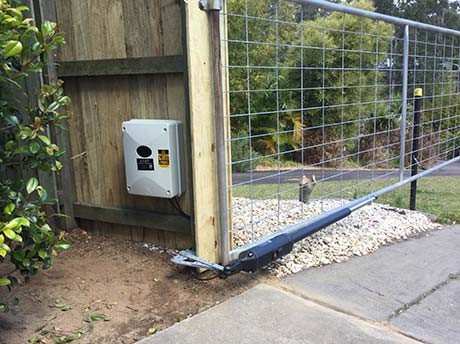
[33,0,222,263]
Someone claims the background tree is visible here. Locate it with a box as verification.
[291,0,394,166]
[227,0,394,168]
[375,0,460,163]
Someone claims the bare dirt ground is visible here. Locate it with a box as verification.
[0,229,264,344]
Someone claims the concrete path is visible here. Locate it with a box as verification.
[140,226,460,344]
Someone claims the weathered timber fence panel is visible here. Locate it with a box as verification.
[50,0,198,248]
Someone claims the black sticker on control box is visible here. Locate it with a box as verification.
[137,158,154,171]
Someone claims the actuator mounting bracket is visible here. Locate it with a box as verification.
[198,0,222,11]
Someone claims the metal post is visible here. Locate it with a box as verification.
[399,25,410,181]
[410,88,423,210]
[35,0,77,229]
[207,3,230,265]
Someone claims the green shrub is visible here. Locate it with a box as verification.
[0,0,70,305]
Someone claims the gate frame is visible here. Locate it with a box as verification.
[225,0,460,266]
[173,0,460,273]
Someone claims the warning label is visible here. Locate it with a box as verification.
[158,150,170,168]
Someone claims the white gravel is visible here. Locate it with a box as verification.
[232,197,441,277]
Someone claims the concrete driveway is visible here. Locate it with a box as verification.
[140,226,460,344]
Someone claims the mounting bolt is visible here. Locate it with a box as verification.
[198,0,222,11]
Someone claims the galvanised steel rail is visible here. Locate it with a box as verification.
[289,0,460,37]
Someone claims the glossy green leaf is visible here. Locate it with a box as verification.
[38,135,51,145]
[5,7,23,20]
[3,229,16,240]
[25,26,39,34]
[15,5,29,12]
[22,258,30,267]
[41,224,51,232]
[3,218,30,232]
[30,141,40,154]
[0,244,10,254]
[4,40,23,58]
[16,218,30,227]
[38,97,46,112]
[41,21,55,37]
[46,101,60,112]
[37,186,48,201]
[0,277,11,286]
[3,203,15,215]
[26,177,39,194]
[54,241,71,250]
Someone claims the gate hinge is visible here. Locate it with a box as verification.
[199,0,222,11]
[171,250,225,272]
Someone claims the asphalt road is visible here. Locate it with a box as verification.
[232,160,460,185]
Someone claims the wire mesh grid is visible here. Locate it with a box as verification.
[407,30,460,167]
[222,0,460,250]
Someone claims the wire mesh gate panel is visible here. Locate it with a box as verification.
[222,0,460,263]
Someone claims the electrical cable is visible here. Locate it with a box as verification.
[168,197,190,219]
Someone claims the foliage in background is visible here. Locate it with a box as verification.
[0,0,70,305]
[227,0,394,167]
[226,0,460,169]
[375,0,460,31]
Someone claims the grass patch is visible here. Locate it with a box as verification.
[231,176,460,224]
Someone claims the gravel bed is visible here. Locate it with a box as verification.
[232,197,441,277]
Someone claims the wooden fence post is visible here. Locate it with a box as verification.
[185,1,221,263]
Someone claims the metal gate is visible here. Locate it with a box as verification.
[174,0,460,275]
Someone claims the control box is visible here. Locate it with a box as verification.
[122,119,184,198]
